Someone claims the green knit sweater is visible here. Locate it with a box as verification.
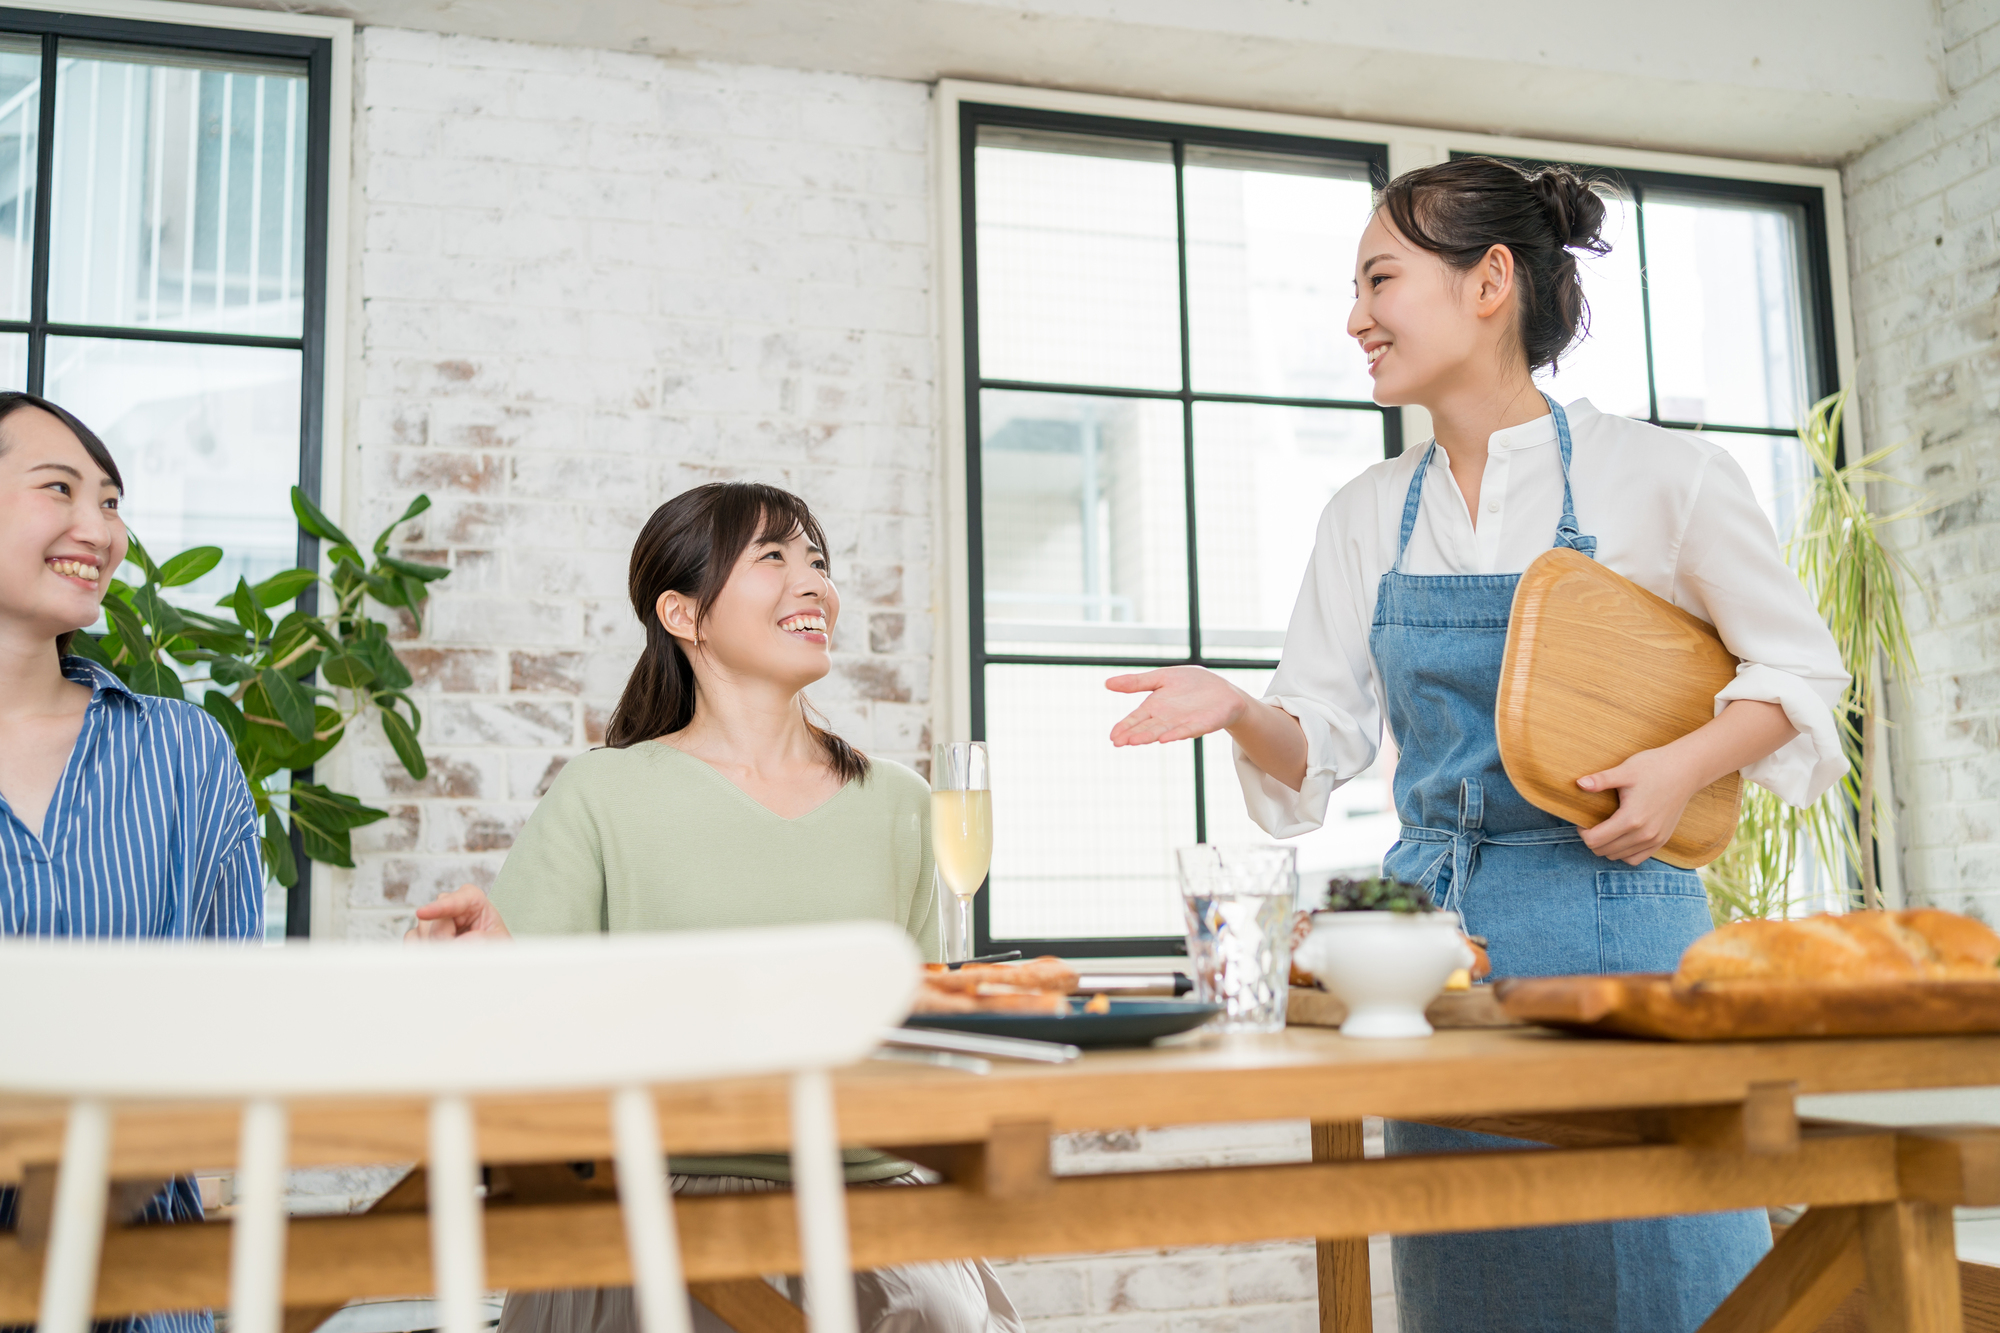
[489,740,939,1181]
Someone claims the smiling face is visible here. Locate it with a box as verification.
[1347,210,1517,408]
[660,521,839,693]
[0,405,126,647]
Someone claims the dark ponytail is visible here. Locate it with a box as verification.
[1376,156,1612,372]
[603,481,868,783]
[0,391,123,660]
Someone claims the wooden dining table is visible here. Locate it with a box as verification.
[5,1023,2000,1333]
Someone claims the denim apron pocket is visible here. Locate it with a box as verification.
[1595,866,1711,974]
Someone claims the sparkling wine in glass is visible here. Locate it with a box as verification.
[931,742,992,963]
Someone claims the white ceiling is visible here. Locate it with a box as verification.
[205,0,1943,163]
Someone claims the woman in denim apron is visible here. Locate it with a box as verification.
[1106,158,1848,1332]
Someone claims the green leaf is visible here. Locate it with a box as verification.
[261,808,298,888]
[125,658,186,700]
[249,568,318,608]
[377,705,427,780]
[157,546,224,587]
[373,494,432,555]
[320,650,377,690]
[66,632,113,667]
[202,690,247,748]
[379,554,451,583]
[101,595,153,662]
[125,532,160,583]
[228,577,274,641]
[210,654,256,686]
[131,585,189,638]
[270,609,326,664]
[352,630,412,691]
[257,666,317,742]
[291,487,356,550]
[291,781,389,833]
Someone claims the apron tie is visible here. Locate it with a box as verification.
[1397,776,1586,914]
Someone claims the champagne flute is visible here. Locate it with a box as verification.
[931,741,992,963]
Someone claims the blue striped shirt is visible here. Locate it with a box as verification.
[0,657,263,1333]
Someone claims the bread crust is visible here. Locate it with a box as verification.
[1676,910,2000,985]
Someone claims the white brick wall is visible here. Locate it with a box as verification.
[338,28,936,939]
[1845,1,2000,907]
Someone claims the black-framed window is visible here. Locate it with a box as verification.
[960,106,1845,959]
[960,104,1396,957]
[1523,160,1840,544]
[0,8,332,938]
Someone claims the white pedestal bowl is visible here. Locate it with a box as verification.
[1294,910,1474,1038]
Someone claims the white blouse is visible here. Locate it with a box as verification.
[1235,398,1850,839]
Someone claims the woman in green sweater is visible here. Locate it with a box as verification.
[411,481,1016,1333]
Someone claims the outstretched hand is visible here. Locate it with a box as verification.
[1106,666,1248,747]
[406,884,513,942]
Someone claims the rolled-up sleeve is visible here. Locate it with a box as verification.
[1234,491,1387,837]
[1676,451,1850,805]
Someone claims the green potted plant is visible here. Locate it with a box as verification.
[1702,390,1925,920]
[69,487,450,887]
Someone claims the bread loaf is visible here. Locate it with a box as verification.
[1676,909,2000,985]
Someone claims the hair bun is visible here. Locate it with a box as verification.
[1529,168,1610,256]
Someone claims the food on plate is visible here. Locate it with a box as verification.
[1083,993,1112,1014]
[911,955,1078,1015]
[1675,909,2000,986]
[921,956,1077,994]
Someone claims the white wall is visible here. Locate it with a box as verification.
[1847,0,2000,914]
[336,28,935,937]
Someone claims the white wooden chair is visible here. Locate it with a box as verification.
[0,922,919,1333]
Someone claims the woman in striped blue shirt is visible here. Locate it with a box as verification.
[0,391,263,1333]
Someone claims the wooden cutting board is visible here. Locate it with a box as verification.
[1494,973,2000,1040]
[1286,985,1521,1030]
[1497,547,1742,868]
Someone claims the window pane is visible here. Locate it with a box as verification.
[981,388,1189,658]
[1695,429,1811,544]
[0,39,39,322]
[974,127,1182,391]
[47,336,302,596]
[1534,187,1650,420]
[0,332,25,388]
[985,663,1195,940]
[1644,192,1811,430]
[1193,403,1381,661]
[1184,147,1374,401]
[52,44,309,337]
[1201,668,1401,887]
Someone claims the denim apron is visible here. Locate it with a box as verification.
[1370,398,1770,1333]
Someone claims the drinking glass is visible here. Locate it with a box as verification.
[1177,844,1297,1033]
[932,742,993,963]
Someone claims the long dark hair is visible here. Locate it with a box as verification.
[0,391,124,660]
[603,481,868,783]
[1376,156,1612,372]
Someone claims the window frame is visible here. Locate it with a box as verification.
[936,80,1859,959]
[0,0,350,937]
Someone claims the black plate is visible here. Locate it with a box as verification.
[903,997,1222,1048]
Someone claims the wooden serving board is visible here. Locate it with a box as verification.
[1497,547,1742,868]
[1286,985,1521,1030]
[1494,973,2000,1041]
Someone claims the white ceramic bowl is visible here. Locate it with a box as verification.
[1293,910,1474,1038]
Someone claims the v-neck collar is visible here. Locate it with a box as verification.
[650,740,858,823]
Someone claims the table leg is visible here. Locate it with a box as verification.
[1695,1206,1864,1333]
[1860,1201,1964,1333]
[1312,1121,1370,1333]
